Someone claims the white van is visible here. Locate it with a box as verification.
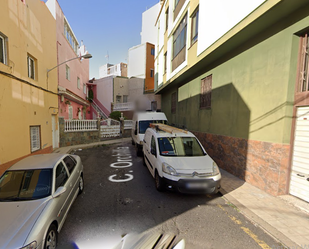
[142,124,221,194]
[131,112,167,156]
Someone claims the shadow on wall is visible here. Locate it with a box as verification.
[176,83,250,183]
[172,83,291,196]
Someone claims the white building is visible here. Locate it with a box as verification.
[99,62,127,78]
[141,3,161,44]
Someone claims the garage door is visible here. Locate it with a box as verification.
[290,106,309,202]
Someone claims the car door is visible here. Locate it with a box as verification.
[147,135,158,177]
[54,161,71,225]
[63,155,79,203]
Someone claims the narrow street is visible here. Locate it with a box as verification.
[58,141,281,249]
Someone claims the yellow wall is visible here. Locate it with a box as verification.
[0,0,58,173]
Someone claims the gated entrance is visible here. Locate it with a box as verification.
[100,118,121,138]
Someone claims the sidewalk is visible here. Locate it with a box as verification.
[54,139,309,248]
[53,137,132,154]
[220,169,309,248]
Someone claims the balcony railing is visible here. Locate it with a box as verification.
[113,102,135,111]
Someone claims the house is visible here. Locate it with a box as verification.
[46,0,91,121]
[99,63,127,78]
[155,0,309,201]
[0,0,58,175]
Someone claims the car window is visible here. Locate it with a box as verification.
[63,156,76,174]
[139,120,167,134]
[158,136,206,156]
[55,162,68,190]
[0,169,52,201]
[151,136,157,155]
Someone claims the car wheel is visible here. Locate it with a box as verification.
[44,224,57,249]
[78,175,84,195]
[155,171,165,192]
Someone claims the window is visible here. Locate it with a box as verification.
[200,75,212,109]
[165,8,169,32]
[64,19,79,55]
[171,92,177,114]
[116,95,122,103]
[164,52,167,74]
[77,77,80,89]
[191,8,199,45]
[55,162,68,190]
[0,33,7,65]
[63,156,76,174]
[175,0,180,7]
[173,15,187,59]
[66,65,70,81]
[123,95,128,103]
[158,137,206,156]
[68,105,73,119]
[83,83,87,94]
[150,69,154,78]
[27,55,35,80]
[30,126,41,152]
[298,33,309,92]
[151,136,157,156]
[151,48,155,56]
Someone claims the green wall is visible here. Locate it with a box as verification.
[162,10,309,144]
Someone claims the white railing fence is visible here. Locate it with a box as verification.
[100,118,120,138]
[65,119,98,132]
[124,120,133,130]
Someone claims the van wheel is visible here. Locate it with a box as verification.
[136,144,142,157]
[143,154,146,166]
[132,139,135,145]
[155,171,165,192]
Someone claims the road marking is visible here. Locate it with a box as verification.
[108,147,133,182]
[217,204,271,249]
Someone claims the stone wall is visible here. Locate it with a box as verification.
[59,117,100,147]
[194,131,290,196]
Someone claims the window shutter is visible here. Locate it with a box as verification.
[30,126,40,152]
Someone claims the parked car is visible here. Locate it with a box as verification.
[0,153,84,249]
[143,124,221,194]
[131,112,168,156]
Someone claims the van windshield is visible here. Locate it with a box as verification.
[158,137,206,156]
[139,120,167,134]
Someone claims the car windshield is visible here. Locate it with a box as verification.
[139,120,167,134]
[158,136,206,156]
[0,169,52,201]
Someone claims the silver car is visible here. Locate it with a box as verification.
[0,154,84,249]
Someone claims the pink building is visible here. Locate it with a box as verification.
[46,0,91,120]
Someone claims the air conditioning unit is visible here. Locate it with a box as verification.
[61,95,64,102]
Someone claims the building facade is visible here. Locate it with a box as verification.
[155,0,309,201]
[46,0,91,121]
[0,0,58,175]
[99,63,127,79]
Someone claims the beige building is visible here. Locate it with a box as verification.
[0,0,58,175]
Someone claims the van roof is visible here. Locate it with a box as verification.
[148,124,195,138]
[134,112,167,121]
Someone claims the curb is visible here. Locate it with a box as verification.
[220,187,299,249]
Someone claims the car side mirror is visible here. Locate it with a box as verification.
[134,129,137,135]
[53,186,67,198]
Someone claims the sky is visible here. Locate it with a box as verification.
[54,0,159,80]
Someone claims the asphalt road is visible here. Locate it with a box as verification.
[58,140,282,249]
